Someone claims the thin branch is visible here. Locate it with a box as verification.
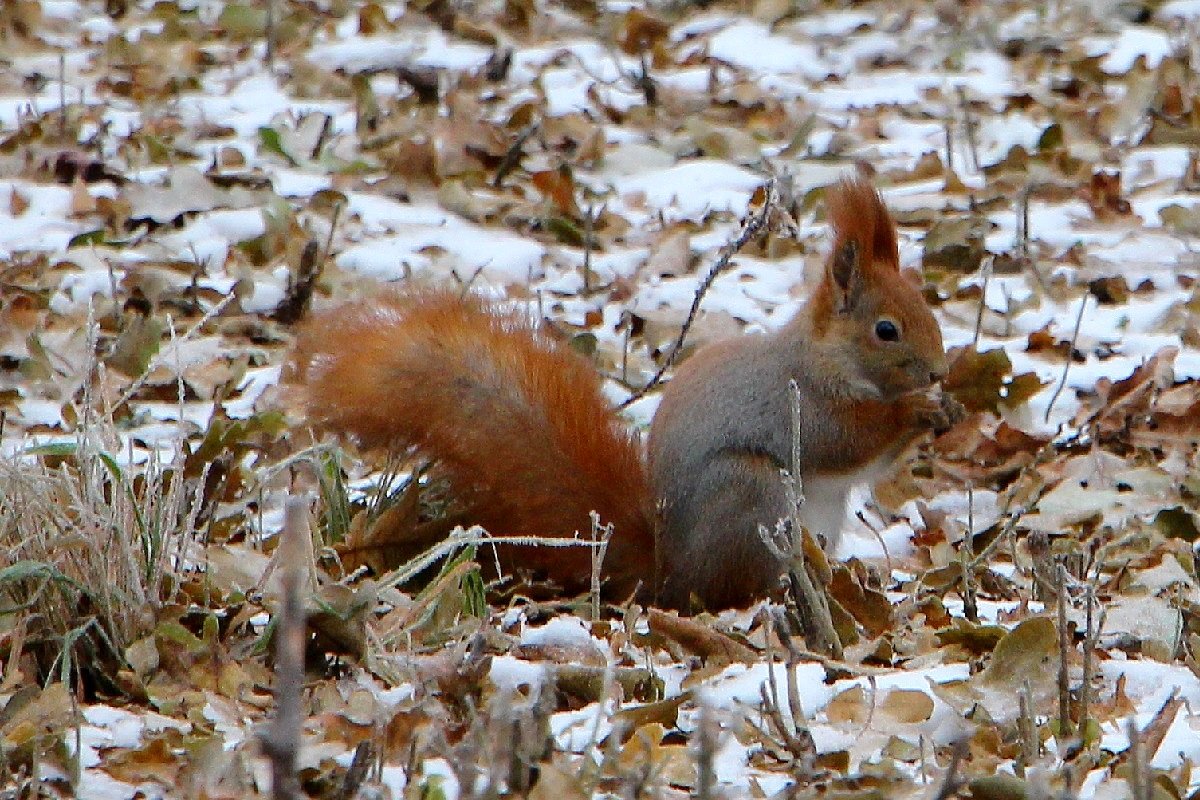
[1127,718,1147,800]
[110,292,236,412]
[781,380,843,659]
[694,705,718,800]
[621,178,781,408]
[961,484,978,623]
[972,256,992,348]
[956,86,980,173]
[376,525,611,593]
[260,498,309,800]
[588,511,614,621]
[932,740,968,800]
[493,122,539,188]
[1044,292,1089,424]
[1080,585,1100,743]
[1056,563,1073,741]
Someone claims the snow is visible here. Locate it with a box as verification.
[1159,0,1200,18]
[489,654,550,693]
[706,21,832,81]
[1090,26,1175,73]
[8,1,1200,796]
[611,159,763,222]
[309,30,492,73]
[0,182,86,257]
[521,615,598,648]
[337,220,547,283]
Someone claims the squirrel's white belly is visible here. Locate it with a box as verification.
[798,456,895,553]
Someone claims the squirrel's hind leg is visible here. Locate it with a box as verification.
[656,451,790,611]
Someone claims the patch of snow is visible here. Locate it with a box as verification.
[309,30,491,73]
[1159,0,1200,17]
[521,615,597,648]
[791,9,875,38]
[706,20,832,81]
[611,159,762,223]
[337,219,546,283]
[489,654,550,693]
[1088,26,1174,73]
[223,366,282,419]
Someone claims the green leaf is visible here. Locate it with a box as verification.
[217,3,268,37]
[1155,507,1199,542]
[68,229,107,248]
[318,450,351,545]
[545,215,584,246]
[257,125,297,166]
[1036,122,1064,152]
[155,621,208,657]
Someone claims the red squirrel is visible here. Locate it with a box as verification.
[290,177,953,611]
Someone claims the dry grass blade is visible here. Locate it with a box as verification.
[0,424,203,688]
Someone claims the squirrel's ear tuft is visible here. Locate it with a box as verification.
[831,240,858,290]
[825,177,900,271]
[827,239,862,313]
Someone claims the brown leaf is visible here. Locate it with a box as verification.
[880,689,934,724]
[980,616,1056,688]
[828,563,894,638]
[616,9,670,54]
[529,762,590,800]
[611,694,689,733]
[532,166,581,220]
[644,609,758,664]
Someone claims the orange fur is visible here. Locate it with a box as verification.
[825,176,900,271]
[290,291,656,599]
[289,177,951,612]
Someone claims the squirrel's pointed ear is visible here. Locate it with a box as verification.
[828,239,861,312]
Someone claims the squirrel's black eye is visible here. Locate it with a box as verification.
[875,319,900,342]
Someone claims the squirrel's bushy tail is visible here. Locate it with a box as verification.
[290,290,657,598]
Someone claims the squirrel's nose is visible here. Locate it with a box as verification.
[928,365,947,384]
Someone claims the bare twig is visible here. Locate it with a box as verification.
[956,87,980,173]
[582,202,597,295]
[932,740,968,800]
[972,256,993,348]
[57,50,68,136]
[961,484,978,623]
[1056,563,1073,741]
[1017,681,1038,773]
[1016,184,1032,262]
[943,118,954,174]
[756,680,815,768]
[265,0,276,69]
[271,239,322,324]
[621,178,781,408]
[111,292,236,412]
[340,740,373,799]
[376,525,609,593]
[588,511,614,621]
[1127,718,1147,800]
[310,113,332,161]
[260,498,310,800]
[694,705,718,800]
[1080,585,1099,743]
[778,380,843,659]
[1044,293,1088,424]
[492,123,539,188]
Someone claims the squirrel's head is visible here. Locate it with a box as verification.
[809,177,947,401]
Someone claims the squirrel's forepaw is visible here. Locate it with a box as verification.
[910,391,966,433]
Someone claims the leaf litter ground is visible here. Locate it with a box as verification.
[3,0,1200,798]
